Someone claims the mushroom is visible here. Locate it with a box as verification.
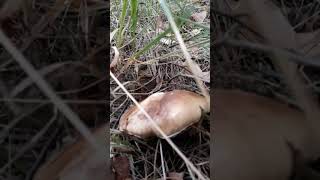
[213,89,320,180]
[33,124,109,180]
[119,90,209,139]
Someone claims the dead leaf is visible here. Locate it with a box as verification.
[191,29,201,36]
[168,172,184,180]
[160,37,175,45]
[110,46,120,69]
[112,156,132,180]
[110,29,119,43]
[191,11,207,23]
[156,16,166,33]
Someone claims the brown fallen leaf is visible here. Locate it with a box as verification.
[112,156,132,180]
[191,11,207,23]
[156,15,167,33]
[110,46,120,69]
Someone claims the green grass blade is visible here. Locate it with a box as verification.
[116,0,128,47]
[130,0,138,42]
[132,28,171,59]
[132,16,187,59]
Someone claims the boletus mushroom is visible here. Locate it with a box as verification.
[213,89,320,180]
[119,90,209,139]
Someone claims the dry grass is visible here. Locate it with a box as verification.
[213,0,320,100]
[0,0,107,179]
[213,0,320,177]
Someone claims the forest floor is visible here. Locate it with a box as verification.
[110,0,210,179]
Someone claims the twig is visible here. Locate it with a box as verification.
[153,140,160,180]
[160,141,166,180]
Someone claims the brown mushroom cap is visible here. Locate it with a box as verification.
[119,90,209,139]
[212,89,308,180]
